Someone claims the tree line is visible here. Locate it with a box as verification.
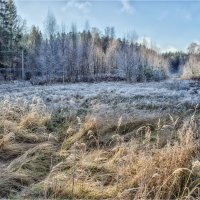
[24,10,168,84]
[0,0,199,83]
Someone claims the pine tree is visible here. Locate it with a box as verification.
[5,0,17,50]
[0,0,7,50]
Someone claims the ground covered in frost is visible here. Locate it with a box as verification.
[1,80,200,199]
[1,80,200,118]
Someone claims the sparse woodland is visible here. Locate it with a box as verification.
[0,2,167,83]
[1,0,199,84]
[0,1,200,200]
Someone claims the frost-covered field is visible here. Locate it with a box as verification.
[0,80,200,122]
[1,80,200,117]
[1,80,200,199]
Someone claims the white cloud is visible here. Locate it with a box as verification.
[120,0,134,14]
[62,0,91,13]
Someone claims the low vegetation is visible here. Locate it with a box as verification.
[0,80,200,199]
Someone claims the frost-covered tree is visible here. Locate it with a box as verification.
[43,11,58,82]
[79,30,91,81]
[20,17,168,84]
[187,42,199,55]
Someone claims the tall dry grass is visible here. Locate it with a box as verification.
[0,97,57,198]
[28,114,200,200]
[0,97,199,199]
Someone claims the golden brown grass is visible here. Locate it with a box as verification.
[0,97,199,199]
[34,128,198,200]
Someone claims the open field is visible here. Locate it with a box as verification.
[1,79,200,113]
[0,80,200,199]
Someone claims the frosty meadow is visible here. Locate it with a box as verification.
[1,0,200,199]
[0,79,200,199]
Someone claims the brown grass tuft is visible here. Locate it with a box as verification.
[19,111,50,131]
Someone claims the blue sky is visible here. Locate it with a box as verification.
[15,0,200,52]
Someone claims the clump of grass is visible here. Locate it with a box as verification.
[19,111,50,131]
[19,99,51,132]
[0,142,61,198]
[0,97,50,129]
[0,132,15,149]
[60,116,98,152]
[0,172,32,198]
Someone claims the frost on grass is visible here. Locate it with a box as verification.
[0,80,200,199]
[0,80,200,114]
